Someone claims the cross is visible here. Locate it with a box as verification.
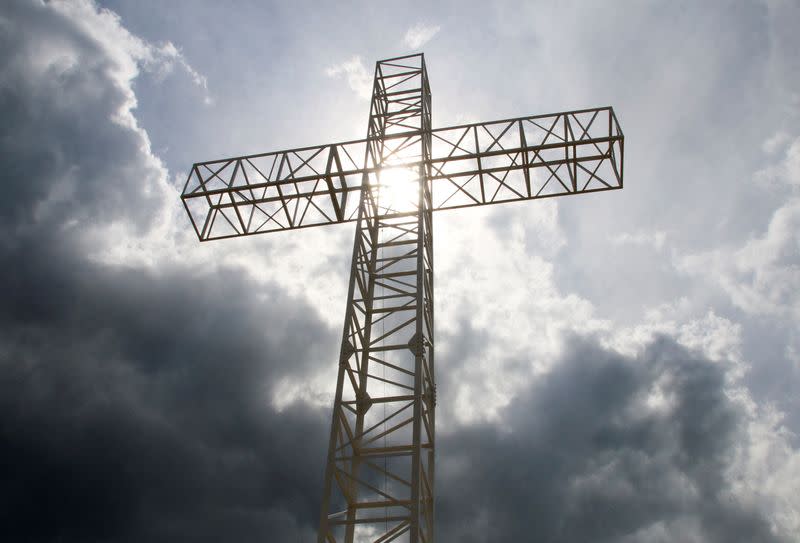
[181,53,624,543]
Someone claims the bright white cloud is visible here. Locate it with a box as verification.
[763,130,790,154]
[730,399,800,537]
[611,230,667,250]
[145,41,213,105]
[607,302,745,370]
[48,0,211,107]
[34,0,341,335]
[756,134,800,187]
[29,0,208,269]
[433,206,605,425]
[679,138,800,320]
[44,2,344,325]
[787,139,800,186]
[325,55,372,99]
[403,22,441,49]
[679,197,800,319]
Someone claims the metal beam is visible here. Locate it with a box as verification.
[316,53,434,543]
[181,107,623,240]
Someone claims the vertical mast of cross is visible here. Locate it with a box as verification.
[318,53,435,543]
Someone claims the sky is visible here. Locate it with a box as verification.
[1,0,799,541]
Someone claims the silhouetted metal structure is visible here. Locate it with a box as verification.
[182,53,624,542]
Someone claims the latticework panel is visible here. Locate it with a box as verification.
[181,139,368,240]
[181,107,622,241]
[429,107,623,210]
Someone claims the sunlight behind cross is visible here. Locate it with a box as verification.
[376,166,420,213]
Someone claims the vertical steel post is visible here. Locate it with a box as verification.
[318,54,434,542]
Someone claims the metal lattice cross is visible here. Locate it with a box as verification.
[181,53,624,543]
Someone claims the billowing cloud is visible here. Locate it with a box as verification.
[679,137,800,320]
[0,252,332,541]
[611,230,668,251]
[325,55,372,99]
[0,1,330,539]
[763,131,790,154]
[680,198,800,319]
[433,205,597,425]
[403,22,441,49]
[436,336,796,542]
[755,135,800,187]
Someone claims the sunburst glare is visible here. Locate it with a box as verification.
[376,166,419,213]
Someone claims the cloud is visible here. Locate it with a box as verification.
[680,198,800,319]
[763,131,790,154]
[0,251,332,541]
[325,55,372,99]
[756,135,800,187]
[403,22,440,49]
[0,1,329,539]
[611,230,668,251]
[434,206,601,425]
[143,40,213,105]
[609,304,745,371]
[679,136,800,319]
[0,0,215,245]
[436,336,796,542]
[45,0,211,104]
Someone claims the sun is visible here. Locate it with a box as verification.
[376,166,419,213]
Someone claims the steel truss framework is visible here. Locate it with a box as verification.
[181,53,624,542]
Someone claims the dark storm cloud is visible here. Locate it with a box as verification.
[436,336,781,543]
[0,1,331,540]
[0,254,332,542]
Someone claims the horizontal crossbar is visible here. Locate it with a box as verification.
[182,106,624,240]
